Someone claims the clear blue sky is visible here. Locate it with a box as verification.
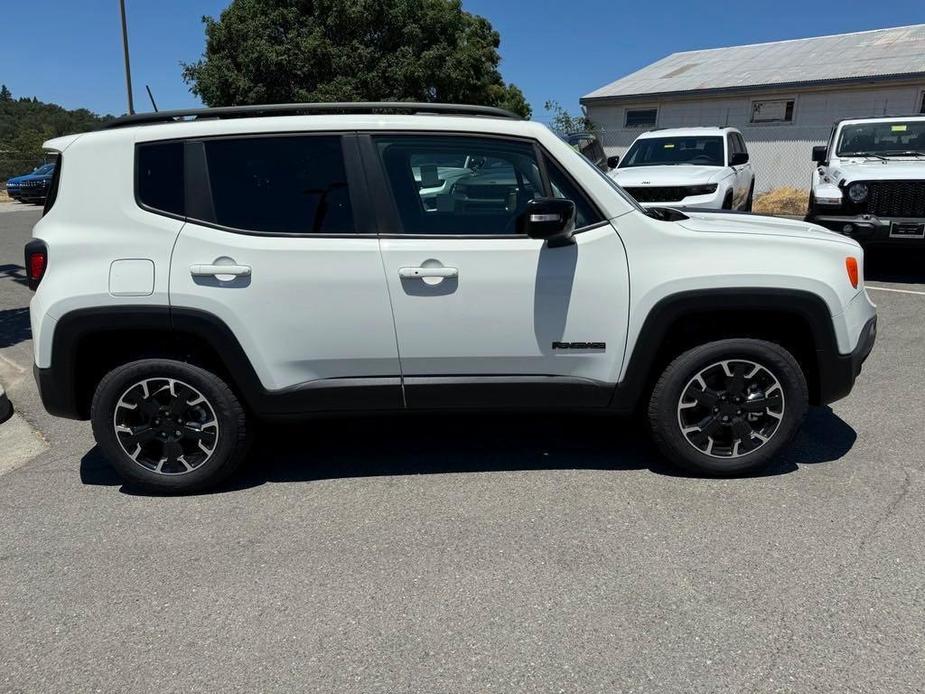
[2,1,924,120]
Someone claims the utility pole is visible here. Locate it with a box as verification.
[119,0,135,114]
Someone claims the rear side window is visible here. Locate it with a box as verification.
[201,135,354,234]
[137,142,184,216]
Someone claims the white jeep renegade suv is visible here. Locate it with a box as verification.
[26,103,876,492]
[807,115,925,245]
[612,127,755,211]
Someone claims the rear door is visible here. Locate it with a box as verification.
[736,133,754,202]
[365,133,630,409]
[728,133,751,208]
[167,133,401,410]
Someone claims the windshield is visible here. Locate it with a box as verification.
[620,136,725,167]
[836,121,925,156]
[32,163,55,176]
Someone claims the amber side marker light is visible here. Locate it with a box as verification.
[846,257,859,289]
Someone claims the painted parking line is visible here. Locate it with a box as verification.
[866,284,925,296]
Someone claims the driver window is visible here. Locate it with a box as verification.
[375,136,543,235]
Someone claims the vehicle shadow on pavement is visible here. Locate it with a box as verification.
[0,307,31,349]
[79,406,857,495]
[864,248,925,284]
[0,264,30,288]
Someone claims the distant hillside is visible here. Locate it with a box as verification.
[0,85,114,181]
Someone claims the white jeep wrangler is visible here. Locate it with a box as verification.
[610,127,755,211]
[807,115,925,244]
[26,103,876,492]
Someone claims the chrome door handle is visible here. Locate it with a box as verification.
[398,266,458,280]
[190,264,252,277]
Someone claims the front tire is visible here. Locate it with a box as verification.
[647,339,808,476]
[91,359,251,493]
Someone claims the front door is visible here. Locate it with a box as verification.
[168,133,401,411]
[365,134,630,409]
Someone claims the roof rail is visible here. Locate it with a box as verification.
[102,102,522,129]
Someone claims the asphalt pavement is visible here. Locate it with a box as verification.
[1,202,923,693]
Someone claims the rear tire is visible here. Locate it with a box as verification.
[91,359,251,493]
[647,339,808,476]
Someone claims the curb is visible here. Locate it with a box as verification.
[0,384,11,424]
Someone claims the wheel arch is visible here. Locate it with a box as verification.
[611,288,841,413]
[38,306,263,420]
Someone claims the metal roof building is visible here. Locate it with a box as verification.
[581,24,925,192]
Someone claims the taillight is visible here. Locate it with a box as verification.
[24,240,47,290]
[845,257,859,289]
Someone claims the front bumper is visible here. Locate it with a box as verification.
[807,212,925,245]
[817,315,877,405]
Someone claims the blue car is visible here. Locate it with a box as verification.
[8,163,56,204]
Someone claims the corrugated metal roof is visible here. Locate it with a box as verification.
[583,24,925,102]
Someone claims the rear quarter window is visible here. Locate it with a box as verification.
[137,142,184,217]
[42,157,62,216]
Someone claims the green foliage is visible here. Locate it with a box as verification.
[544,100,594,133]
[182,0,531,118]
[0,85,113,181]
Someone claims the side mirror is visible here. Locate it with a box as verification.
[607,155,620,170]
[730,152,749,166]
[521,198,576,247]
[812,145,828,163]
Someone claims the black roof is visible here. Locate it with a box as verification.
[102,102,522,129]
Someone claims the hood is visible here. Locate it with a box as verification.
[830,158,925,183]
[610,165,730,187]
[677,210,859,247]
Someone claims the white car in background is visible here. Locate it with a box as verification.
[611,127,755,211]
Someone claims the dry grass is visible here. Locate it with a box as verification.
[0,189,11,203]
[753,186,809,216]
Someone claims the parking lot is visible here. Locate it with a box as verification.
[1,201,923,692]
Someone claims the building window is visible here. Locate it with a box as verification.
[625,108,658,128]
[750,99,795,123]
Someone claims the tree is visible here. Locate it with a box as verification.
[182,0,531,118]
[0,87,112,180]
[544,100,594,133]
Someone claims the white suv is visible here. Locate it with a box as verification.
[611,127,755,211]
[26,103,876,492]
[807,115,925,245]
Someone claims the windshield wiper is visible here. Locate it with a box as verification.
[845,152,888,161]
[882,150,925,158]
